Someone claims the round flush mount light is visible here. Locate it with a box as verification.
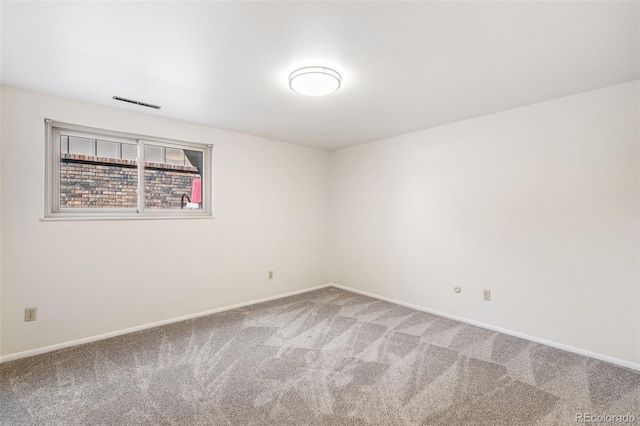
[289,66,341,96]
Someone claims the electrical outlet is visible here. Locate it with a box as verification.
[24,307,37,322]
[483,289,491,301]
[268,271,274,279]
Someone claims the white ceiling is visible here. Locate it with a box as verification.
[2,1,638,150]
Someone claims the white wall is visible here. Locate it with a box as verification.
[330,81,640,364]
[1,86,330,357]
[2,81,638,366]
[0,85,3,358]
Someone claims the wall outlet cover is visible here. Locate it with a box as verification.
[25,307,37,322]
[483,289,491,301]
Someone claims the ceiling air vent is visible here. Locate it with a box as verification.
[112,96,161,109]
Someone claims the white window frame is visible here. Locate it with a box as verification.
[45,119,213,220]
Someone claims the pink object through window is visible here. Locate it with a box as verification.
[191,178,202,203]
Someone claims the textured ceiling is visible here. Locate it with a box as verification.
[2,1,638,150]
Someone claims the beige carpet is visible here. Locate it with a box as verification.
[1,287,638,425]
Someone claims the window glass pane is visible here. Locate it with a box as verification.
[144,145,203,210]
[165,147,184,165]
[96,140,118,159]
[60,143,138,209]
[68,136,94,155]
[145,145,163,163]
[121,144,138,161]
[60,135,69,153]
[49,122,210,217]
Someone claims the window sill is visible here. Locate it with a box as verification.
[41,214,214,222]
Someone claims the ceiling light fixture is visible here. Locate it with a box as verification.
[289,66,341,96]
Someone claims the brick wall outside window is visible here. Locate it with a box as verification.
[60,154,201,209]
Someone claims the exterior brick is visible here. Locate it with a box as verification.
[60,154,201,209]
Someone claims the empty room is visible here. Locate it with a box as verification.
[1,1,638,425]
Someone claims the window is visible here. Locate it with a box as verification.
[45,120,212,219]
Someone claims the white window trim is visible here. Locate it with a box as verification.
[44,119,213,220]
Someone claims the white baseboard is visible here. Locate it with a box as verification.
[0,283,332,364]
[329,283,640,372]
[4,282,638,371]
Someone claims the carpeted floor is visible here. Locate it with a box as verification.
[1,287,638,425]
